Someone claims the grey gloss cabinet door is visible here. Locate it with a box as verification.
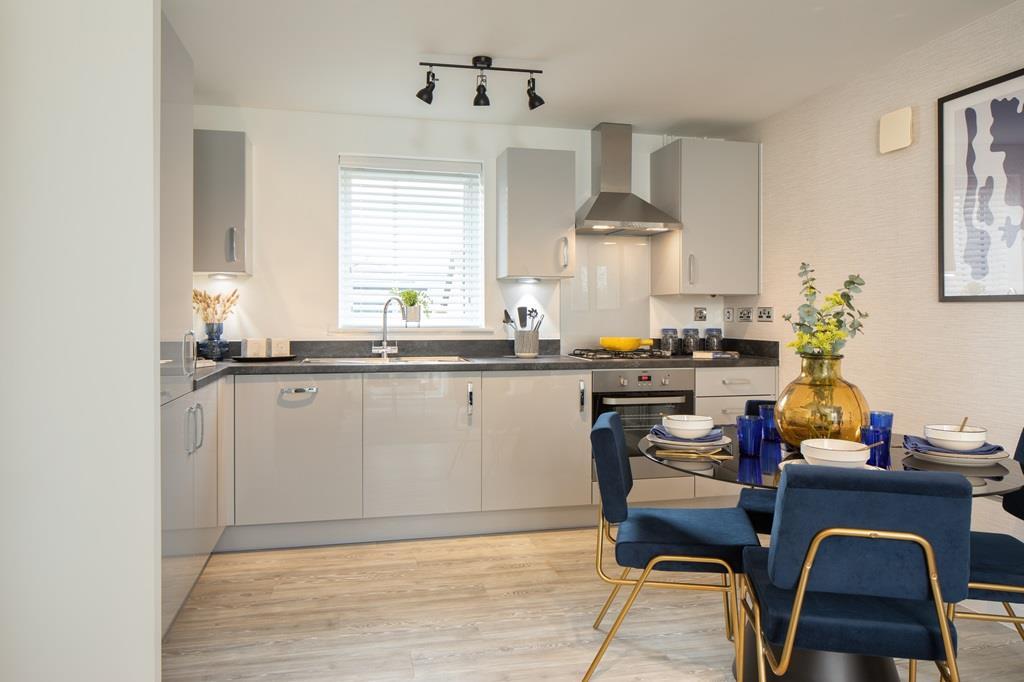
[496,148,575,279]
[650,138,759,295]
[481,371,592,511]
[235,375,363,525]
[363,372,482,518]
[194,129,253,274]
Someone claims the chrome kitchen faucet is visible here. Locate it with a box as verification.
[372,297,408,359]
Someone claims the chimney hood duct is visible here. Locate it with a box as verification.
[575,122,682,235]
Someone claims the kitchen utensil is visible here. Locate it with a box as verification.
[517,307,528,329]
[532,314,544,332]
[503,310,515,328]
[800,438,871,467]
[958,416,969,432]
[924,424,988,451]
[655,449,729,461]
[527,308,538,323]
[598,336,655,352]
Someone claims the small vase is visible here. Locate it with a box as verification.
[404,304,421,327]
[198,322,230,361]
[776,354,868,447]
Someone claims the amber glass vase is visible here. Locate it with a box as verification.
[775,354,869,447]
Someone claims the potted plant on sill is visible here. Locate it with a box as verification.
[776,263,869,446]
[392,288,431,326]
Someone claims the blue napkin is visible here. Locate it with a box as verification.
[650,425,723,443]
[903,435,1003,456]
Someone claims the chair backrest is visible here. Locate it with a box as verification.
[591,412,633,523]
[767,465,972,602]
[745,399,776,417]
[1003,428,1024,521]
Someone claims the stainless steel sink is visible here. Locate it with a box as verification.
[301,356,468,365]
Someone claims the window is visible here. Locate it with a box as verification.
[338,156,484,328]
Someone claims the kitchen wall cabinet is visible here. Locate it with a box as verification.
[649,138,759,296]
[363,372,482,518]
[235,374,362,525]
[159,16,195,405]
[481,371,591,510]
[496,148,575,279]
[194,129,253,275]
[161,381,221,635]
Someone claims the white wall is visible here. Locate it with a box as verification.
[192,105,722,347]
[0,1,160,680]
[726,0,1024,452]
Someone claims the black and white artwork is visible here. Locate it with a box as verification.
[939,67,1024,301]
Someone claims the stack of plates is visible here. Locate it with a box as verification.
[903,435,1008,468]
[648,432,732,453]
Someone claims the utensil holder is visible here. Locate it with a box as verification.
[514,329,539,358]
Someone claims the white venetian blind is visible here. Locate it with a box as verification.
[338,156,484,328]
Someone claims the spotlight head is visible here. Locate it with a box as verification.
[526,76,544,110]
[474,73,490,107]
[416,69,436,104]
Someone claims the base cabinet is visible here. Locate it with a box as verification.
[235,374,363,525]
[363,372,482,518]
[482,371,592,510]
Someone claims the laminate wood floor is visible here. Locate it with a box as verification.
[163,528,1024,681]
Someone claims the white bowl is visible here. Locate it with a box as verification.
[662,415,714,439]
[923,424,988,451]
[800,438,870,468]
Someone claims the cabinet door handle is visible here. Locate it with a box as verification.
[281,387,318,394]
[194,402,205,451]
[182,331,197,378]
[467,382,474,416]
[184,405,196,455]
[688,254,696,285]
[227,226,239,263]
[721,407,745,415]
[579,380,586,412]
[560,236,570,268]
[721,378,751,385]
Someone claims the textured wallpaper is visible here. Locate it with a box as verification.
[727,0,1024,453]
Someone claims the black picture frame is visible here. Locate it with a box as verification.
[938,66,1024,302]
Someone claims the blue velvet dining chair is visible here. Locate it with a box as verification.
[586,412,760,681]
[737,400,777,534]
[739,465,972,682]
[951,427,1024,641]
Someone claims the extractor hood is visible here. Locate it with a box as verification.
[575,122,682,235]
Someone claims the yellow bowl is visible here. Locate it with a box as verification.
[599,337,655,352]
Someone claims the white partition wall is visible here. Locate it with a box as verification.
[0,2,161,680]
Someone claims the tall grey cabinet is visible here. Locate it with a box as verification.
[194,129,253,275]
[496,148,576,279]
[649,138,760,295]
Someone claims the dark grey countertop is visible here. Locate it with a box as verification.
[192,353,778,390]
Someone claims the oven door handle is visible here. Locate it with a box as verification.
[601,396,688,406]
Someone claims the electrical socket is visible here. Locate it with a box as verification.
[737,307,754,322]
[693,306,708,322]
[724,307,735,323]
[756,306,774,322]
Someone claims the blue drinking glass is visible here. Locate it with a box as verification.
[737,415,763,458]
[861,425,885,468]
[738,455,763,485]
[759,403,779,441]
[760,439,783,475]
[869,411,894,469]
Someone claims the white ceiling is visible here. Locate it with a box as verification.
[164,0,1014,135]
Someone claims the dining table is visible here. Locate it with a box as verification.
[639,426,1024,682]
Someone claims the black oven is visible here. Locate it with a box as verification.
[591,368,696,481]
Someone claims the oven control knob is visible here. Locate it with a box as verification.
[661,377,670,386]
[619,377,628,387]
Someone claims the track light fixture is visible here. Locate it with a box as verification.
[415,69,436,104]
[526,75,544,110]
[415,56,545,110]
[473,73,490,106]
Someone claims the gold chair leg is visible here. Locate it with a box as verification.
[733,578,744,682]
[752,598,767,682]
[1004,602,1024,641]
[723,573,735,641]
[582,564,655,682]
[908,659,917,682]
[593,568,630,630]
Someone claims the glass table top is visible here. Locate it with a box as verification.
[640,426,1024,498]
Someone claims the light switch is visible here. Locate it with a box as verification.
[879,106,912,154]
